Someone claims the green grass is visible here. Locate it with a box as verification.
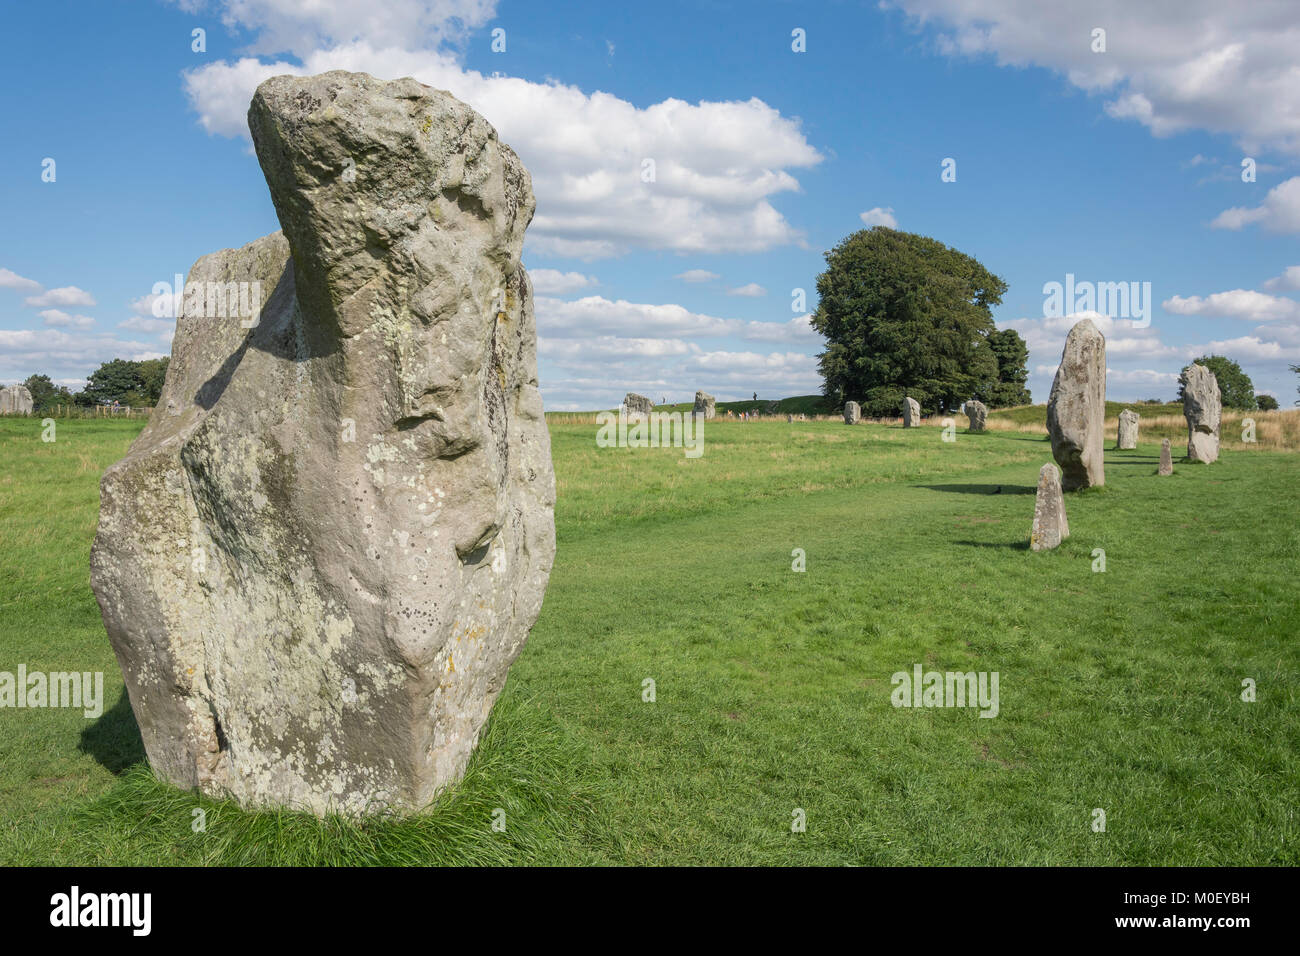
[1,415,1296,865]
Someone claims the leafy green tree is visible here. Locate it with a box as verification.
[810,227,1008,416]
[1257,394,1279,411]
[1291,364,1300,406]
[83,357,169,406]
[1178,355,1256,410]
[21,374,72,412]
[985,328,1032,407]
[138,357,169,403]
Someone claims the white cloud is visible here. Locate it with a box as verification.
[527,269,597,296]
[1163,289,1300,321]
[1184,334,1300,363]
[39,309,95,329]
[119,315,177,335]
[727,283,767,297]
[535,295,822,344]
[886,1,1300,155]
[675,270,720,283]
[1262,266,1300,291]
[0,268,41,291]
[181,42,822,259]
[859,206,898,228]
[172,0,498,58]
[0,329,166,384]
[24,286,96,308]
[1211,176,1300,233]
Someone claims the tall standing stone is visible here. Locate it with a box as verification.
[903,397,921,427]
[89,72,556,816]
[1182,363,1221,463]
[1117,408,1139,449]
[692,390,715,420]
[843,401,861,424]
[623,392,654,417]
[965,400,988,432]
[1046,318,1106,490]
[1030,463,1070,551]
[1158,437,1174,475]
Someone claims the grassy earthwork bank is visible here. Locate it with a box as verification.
[0,412,1297,864]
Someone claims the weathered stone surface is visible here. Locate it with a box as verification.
[1030,463,1070,551]
[965,400,988,432]
[1117,408,1139,449]
[843,401,861,424]
[0,385,33,414]
[623,392,654,417]
[89,71,556,816]
[1182,363,1221,463]
[1046,318,1106,490]
[1158,437,1174,475]
[903,397,921,427]
[693,390,715,420]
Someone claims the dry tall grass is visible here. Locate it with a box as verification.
[984,407,1300,452]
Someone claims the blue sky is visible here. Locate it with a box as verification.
[3,0,1299,409]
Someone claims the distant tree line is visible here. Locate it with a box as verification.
[19,358,169,412]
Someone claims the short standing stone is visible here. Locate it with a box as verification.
[843,401,861,424]
[692,390,715,420]
[903,397,921,427]
[89,72,556,816]
[623,392,654,417]
[965,400,988,432]
[1030,463,1070,551]
[1046,317,1106,490]
[1158,438,1174,475]
[1182,363,1221,463]
[0,385,33,414]
[1117,408,1139,449]
[786,413,793,423]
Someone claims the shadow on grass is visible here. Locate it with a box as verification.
[953,539,1032,551]
[79,687,146,774]
[917,483,1035,495]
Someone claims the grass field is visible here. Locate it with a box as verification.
[1,413,1297,865]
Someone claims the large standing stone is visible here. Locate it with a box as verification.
[1117,409,1139,449]
[89,72,556,816]
[965,400,988,432]
[1158,437,1174,475]
[623,392,654,417]
[0,385,34,414]
[1030,463,1070,551]
[693,390,715,420]
[843,401,861,424]
[1046,318,1106,490]
[903,397,921,427]
[1182,363,1221,463]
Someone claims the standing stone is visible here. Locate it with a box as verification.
[786,414,793,423]
[1117,409,1139,449]
[843,401,861,424]
[89,72,556,816]
[1030,463,1070,551]
[692,390,715,420]
[623,392,654,418]
[965,400,988,432]
[903,397,921,427]
[1046,318,1106,490]
[1158,437,1174,475]
[1182,363,1221,463]
[0,385,33,414]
